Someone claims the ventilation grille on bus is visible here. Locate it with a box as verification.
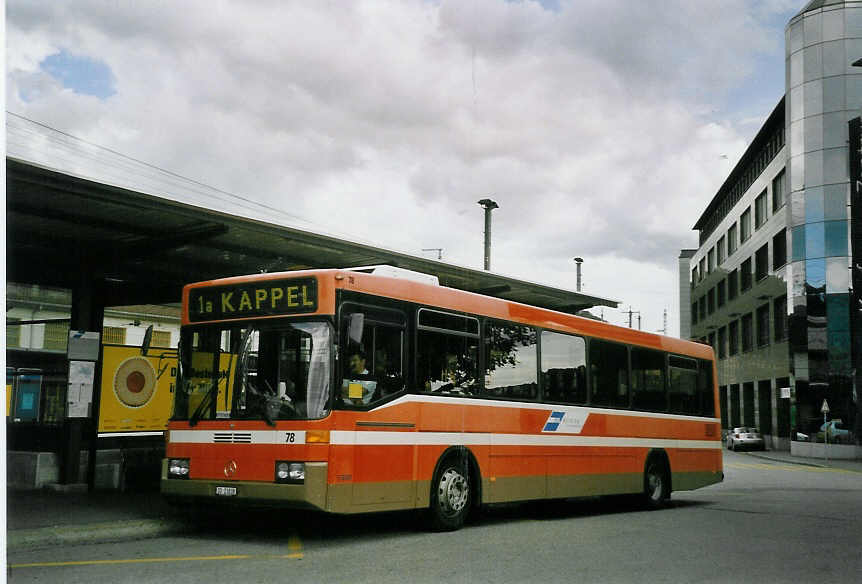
[213,432,252,444]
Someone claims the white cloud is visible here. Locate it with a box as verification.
[5,0,801,337]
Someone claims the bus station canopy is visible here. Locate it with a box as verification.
[6,114,618,314]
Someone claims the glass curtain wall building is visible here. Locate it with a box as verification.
[683,0,861,449]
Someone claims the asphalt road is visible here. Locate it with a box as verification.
[8,450,862,584]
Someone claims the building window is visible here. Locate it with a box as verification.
[691,303,698,325]
[755,190,768,229]
[740,258,753,291]
[151,330,172,348]
[772,168,786,212]
[755,244,769,281]
[728,270,738,301]
[7,318,21,348]
[774,296,788,342]
[728,223,738,256]
[707,248,715,273]
[708,288,716,315]
[44,321,70,351]
[717,235,726,265]
[699,297,706,321]
[756,304,770,348]
[718,326,727,359]
[740,208,752,242]
[699,258,706,281]
[773,228,787,269]
[717,280,726,308]
[103,326,127,345]
[741,313,753,352]
[729,320,739,356]
[691,267,698,285]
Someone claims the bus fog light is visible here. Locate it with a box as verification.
[276,462,290,480]
[289,463,305,481]
[275,461,304,484]
[168,458,190,479]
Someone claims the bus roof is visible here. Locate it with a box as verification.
[183,268,712,360]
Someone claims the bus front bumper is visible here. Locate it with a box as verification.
[160,460,328,511]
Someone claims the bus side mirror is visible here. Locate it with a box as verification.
[141,325,154,356]
[348,313,365,345]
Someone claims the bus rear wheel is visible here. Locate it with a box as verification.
[428,459,470,531]
[643,459,670,509]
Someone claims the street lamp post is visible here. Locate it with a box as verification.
[478,198,498,271]
[573,257,583,292]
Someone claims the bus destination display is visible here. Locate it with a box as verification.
[188,277,317,322]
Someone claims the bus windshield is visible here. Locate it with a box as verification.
[173,320,332,423]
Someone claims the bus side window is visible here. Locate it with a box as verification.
[668,356,698,415]
[416,309,480,396]
[371,326,405,397]
[588,339,628,409]
[540,331,586,404]
[697,360,715,417]
[417,330,479,395]
[484,322,538,399]
[339,305,407,408]
[631,347,667,412]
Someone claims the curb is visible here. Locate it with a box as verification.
[7,518,185,550]
[745,451,828,468]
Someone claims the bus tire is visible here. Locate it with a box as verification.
[643,457,670,509]
[428,456,471,531]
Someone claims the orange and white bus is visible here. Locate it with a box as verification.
[162,266,722,530]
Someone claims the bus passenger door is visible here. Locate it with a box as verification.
[339,303,414,508]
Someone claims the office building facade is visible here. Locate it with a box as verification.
[683,0,861,448]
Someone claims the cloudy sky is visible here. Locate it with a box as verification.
[6,0,804,336]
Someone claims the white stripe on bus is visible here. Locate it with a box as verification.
[169,429,719,450]
[170,430,307,444]
[329,431,720,450]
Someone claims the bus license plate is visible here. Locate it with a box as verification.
[215,486,237,497]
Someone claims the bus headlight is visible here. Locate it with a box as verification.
[168,458,190,479]
[275,461,305,484]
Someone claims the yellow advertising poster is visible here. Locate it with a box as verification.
[98,345,178,433]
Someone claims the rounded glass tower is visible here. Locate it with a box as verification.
[785,0,861,436]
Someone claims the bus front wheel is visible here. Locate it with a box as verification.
[428,458,470,531]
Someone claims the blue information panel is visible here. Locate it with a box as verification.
[15,369,42,422]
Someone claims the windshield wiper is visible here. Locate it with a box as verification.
[189,380,218,427]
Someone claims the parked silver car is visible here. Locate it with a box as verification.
[726,426,765,451]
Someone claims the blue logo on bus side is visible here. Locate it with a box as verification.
[543,411,565,432]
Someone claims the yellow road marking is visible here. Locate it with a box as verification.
[288,532,304,559]
[12,532,305,569]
